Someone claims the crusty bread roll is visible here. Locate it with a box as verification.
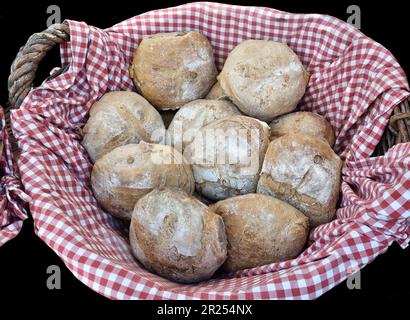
[82,91,165,163]
[130,31,217,110]
[205,81,229,100]
[257,134,342,227]
[166,99,241,152]
[211,193,309,272]
[270,111,335,147]
[218,40,309,122]
[130,188,227,283]
[185,115,270,201]
[91,142,194,220]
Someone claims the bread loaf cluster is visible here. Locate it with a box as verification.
[82,31,342,283]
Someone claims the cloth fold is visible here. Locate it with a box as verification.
[0,108,31,247]
[339,143,410,248]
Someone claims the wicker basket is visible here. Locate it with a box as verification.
[4,3,410,299]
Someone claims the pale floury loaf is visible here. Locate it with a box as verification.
[257,134,342,227]
[211,193,309,272]
[166,99,241,153]
[218,40,309,122]
[270,111,335,146]
[130,188,227,283]
[184,115,270,201]
[91,142,194,220]
[82,91,165,163]
[130,31,218,110]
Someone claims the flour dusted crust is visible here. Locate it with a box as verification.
[82,91,165,163]
[166,99,241,153]
[211,193,308,272]
[130,31,218,110]
[130,188,227,283]
[205,81,229,100]
[270,111,335,147]
[257,134,342,227]
[218,40,309,122]
[184,115,270,201]
[91,142,194,220]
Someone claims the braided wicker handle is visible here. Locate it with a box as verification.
[8,23,70,109]
[5,23,410,156]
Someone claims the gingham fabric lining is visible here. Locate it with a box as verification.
[0,107,31,247]
[10,2,410,299]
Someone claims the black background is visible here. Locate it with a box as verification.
[0,0,409,307]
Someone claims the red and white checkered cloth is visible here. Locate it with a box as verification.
[0,107,30,247]
[10,2,410,299]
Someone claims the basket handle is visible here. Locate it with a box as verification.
[388,99,410,142]
[7,23,70,110]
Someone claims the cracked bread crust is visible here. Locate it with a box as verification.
[91,142,194,220]
[184,115,270,201]
[257,134,342,227]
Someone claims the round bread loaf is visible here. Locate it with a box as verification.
[82,91,165,163]
[270,111,335,147]
[257,134,342,227]
[210,193,309,272]
[184,115,270,201]
[130,188,227,283]
[205,81,229,100]
[130,31,218,110]
[218,40,309,122]
[91,142,194,220]
[166,99,241,153]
